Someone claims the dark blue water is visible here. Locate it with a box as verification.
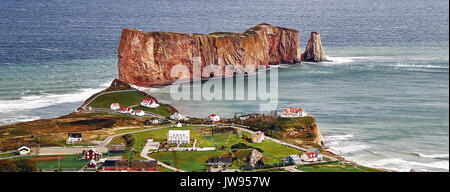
[0,0,448,171]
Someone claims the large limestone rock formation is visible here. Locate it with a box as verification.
[301,32,327,62]
[117,23,302,87]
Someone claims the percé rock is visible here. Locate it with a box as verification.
[301,32,327,62]
[118,23,301,87]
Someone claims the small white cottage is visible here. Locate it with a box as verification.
[136,110,145,116]
[18,146,30,155]
[110,103,120,110]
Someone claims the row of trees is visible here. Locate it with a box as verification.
[0,158,37,172]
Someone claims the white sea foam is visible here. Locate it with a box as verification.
[417,153,449,159]
[0,83,110,113]
[362,157,449,172]
[392,64,449,69]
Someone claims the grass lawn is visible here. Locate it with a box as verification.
[149,150,227,172]
[88,91,144,108]
[209,132,303,165]
[133,104,172,117]
[0,151,18,158]
[14,155,88,171]
[297,162,383,172]
[131,126,216,152]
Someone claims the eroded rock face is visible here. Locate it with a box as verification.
[301,32,327,62]
[118,23,301,87]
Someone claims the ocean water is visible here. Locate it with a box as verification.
[0,0,448,171]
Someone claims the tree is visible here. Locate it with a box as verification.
[14,158,37,172]
[0,159,17,172]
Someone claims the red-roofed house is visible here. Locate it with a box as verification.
[119,107,127,114]
[140,97,159,108]
[110,103,120,110]
[208,114,221,122]
[82,148,102,160]
[136,110,145,116]
[301,152,323,162]
[281,108,308,118]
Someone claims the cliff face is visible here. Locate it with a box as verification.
[118,23,301,87]
[301,32,327,62]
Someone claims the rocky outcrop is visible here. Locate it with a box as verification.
[249,149,263,167]
[117,23,301,87]
[301,32,327,62]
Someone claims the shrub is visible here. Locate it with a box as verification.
[0,159,17,172]
[13,158,37,172]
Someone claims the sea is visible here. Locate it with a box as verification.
[0,0,448,172]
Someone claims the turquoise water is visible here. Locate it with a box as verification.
[0,0,448,171]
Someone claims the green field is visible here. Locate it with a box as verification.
[210,132,304,164]
[297,162,383,172]
[13,155,88,171]
[149,150,227,172]
[88,91,144,108]
[133,104,172,117]
[130,126,216,153]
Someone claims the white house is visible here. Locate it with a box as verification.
[281,108,308,118]
[208,114,221,122]
[119,107,127,114]
[175,122,182,127]
[135,110,145,116]
[110,103,120,110]
[284,154,302,164]
[67,133,82,144]
[301,152,323,162]
[167,130,190,144]
[251,131,265,143]
[140,97,159,108]
[18,146,30,155]
[170,112,187,121]
[147,137,153,142]
[151,119,160,124]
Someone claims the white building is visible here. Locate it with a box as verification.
[147,137,153,142]
[140,97,159,108]
[284,155,302,164]
[175,122,183,127]
[301,152,323,162]
[110,103,120,110]
[208,114,221,122]
[18,146,30,155]
[152,119,160,124]
[170,112,187,121]
[251,131,265,143]
[135,110,145,116]
[167,130,190,144]
[281,108,308,118]
[67,133,82,144]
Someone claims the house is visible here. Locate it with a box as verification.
[280,108,308,118]
[18,146,30,155]
[167,130,190,144]
[284,154,302,164]
[175,122,182,127]
[306,148,320,155]
[119,107,127,113]
[152,119,160,124]
[108,145,126,154]
[67,133,82,144]
[147,137,153,142]
[135,110,145,116]
[207,157,232,167]
[208,114,221,122]
[101,160,118,171]
[82,148,102,160]
[140,97,159,108]
[86,159,98,170]
[251,131,265,143]
[130,160,159,171]
[110,103,120,110]
[301,152,323,162]
[170,112,186,121]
